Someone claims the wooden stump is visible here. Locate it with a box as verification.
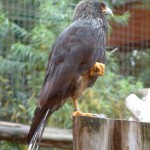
[73,116,150,150]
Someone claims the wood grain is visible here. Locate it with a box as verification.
[0,121,72,149]
[73,116,150,150]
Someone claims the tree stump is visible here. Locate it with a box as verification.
[73,116,150,150]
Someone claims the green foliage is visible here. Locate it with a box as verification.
[0,0,131,124]
[0,0,144,149]
[0,141,27,150]
[130,49,150,87]
[111,11,130,25]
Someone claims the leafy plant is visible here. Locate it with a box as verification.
[0,0,143,149]
[130,49,150,87]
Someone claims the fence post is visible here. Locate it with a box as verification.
[73,116,150,150]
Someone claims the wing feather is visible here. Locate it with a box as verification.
[27,19,106,145]
[38,20,102,108]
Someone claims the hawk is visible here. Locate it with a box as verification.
[27,0,113,148]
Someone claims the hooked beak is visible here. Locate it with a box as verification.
[102,6,113,16]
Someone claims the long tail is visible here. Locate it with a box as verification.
[27,107,50,150]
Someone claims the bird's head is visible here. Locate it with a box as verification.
[99,1,113,16]
[73,0,113,21]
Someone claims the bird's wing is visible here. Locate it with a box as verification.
[27,20,106,145]
[38,20,104,108]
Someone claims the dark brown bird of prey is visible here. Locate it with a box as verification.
[27,0,113,148]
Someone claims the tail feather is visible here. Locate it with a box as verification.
[27,107,50,145]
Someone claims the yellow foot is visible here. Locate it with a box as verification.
[72,110,95,117]
[90,62,105,76]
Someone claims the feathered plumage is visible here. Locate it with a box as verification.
[27,0,112,148]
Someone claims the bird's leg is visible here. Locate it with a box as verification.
[90,62,105,76]
[73,99,80,111]
[72,99,95,117]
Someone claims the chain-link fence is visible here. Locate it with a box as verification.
[0,0,149,149]
[0,0,150,118]
[0,0,149,107]
[108,1,150,78]
[1,1,150,76]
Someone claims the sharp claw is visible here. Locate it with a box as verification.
[90,62,105,76]
[72,110,95,117]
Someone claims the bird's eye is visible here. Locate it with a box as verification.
[100,2,106,11]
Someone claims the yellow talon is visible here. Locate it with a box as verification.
[90,62,105,76]
[72,110,95,117]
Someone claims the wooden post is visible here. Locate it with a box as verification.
[73,116,150,150]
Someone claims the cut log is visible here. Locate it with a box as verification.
[0,121,72,149]
[73,116,150,150]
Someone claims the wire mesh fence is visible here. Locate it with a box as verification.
[0,0,40,123]
[0,0,149,111]
[0,0,149,119]
[107,0,150,77]
[0,0,149,149]
[1,1,149,73]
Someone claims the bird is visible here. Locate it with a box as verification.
[27,0,113,149]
